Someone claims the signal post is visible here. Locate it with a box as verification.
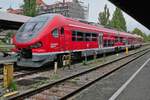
[125,46,129,55]
[0,58,18,98]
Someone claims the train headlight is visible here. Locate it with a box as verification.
[30,42,42,49]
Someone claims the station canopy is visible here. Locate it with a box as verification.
[0,12,31,29]
[109,0,150,30]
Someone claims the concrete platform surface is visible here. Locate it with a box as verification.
[72,51,150,100]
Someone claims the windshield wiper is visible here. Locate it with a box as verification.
[31,23,38,31]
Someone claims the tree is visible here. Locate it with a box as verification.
[132,28,144,37]
[98,4,110,26]
[132,28,148,42]
[2,31,15,44]
[109,7,127,31]
[23,0,37,17]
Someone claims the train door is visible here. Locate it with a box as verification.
[50,28,60,51]
[98,33,103,48]
[59,27,65,51]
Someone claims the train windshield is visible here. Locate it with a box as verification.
[16,14,56,42]
[18,22,45,33]
[18,15,48,33]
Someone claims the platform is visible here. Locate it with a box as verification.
[72,50,150,100]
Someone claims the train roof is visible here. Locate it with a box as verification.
[65,17,118,33]
[65,17,142,39]
[36,14,143,39]
[65,17,138,38]
[28,13,60,21]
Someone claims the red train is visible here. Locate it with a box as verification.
[12,14,143,67]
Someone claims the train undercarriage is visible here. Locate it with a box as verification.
[16,44,142,67]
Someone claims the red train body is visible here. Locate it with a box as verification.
[13,14,143,67]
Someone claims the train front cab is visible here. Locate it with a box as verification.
[15,14,65,67]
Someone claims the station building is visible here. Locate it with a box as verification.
[7,0,89,20]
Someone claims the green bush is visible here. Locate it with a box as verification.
[9,81,17,91]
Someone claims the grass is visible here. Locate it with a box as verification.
[50,74,60,80]
[69,78,79,85]
[31,80,49,89]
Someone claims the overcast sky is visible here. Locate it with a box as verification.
[0,0,150,35]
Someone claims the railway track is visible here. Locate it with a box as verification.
[0,67,54,83]
[0,44,149,82]
[6,47,150,100]
[0,46,147,84]
[0,45,146,83]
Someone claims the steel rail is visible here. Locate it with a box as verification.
[0,67,54,83]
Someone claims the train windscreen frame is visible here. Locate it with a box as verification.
[15,14,57,43]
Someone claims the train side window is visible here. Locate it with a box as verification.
[115,37,118,42]
[120,37,123,42]
[108,40,113,46]
[112,40,114,46]
[110,40,113,46]
[92,33,97,41]
[77,31,84,41]
[115,37,119,42]
[85,33,91,41]
[72,31,77,41]
[52,28,58,38]
[108,40,110,46]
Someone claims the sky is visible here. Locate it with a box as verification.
[0,0,150,35]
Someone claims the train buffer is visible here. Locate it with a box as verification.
[0,57,18,98]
